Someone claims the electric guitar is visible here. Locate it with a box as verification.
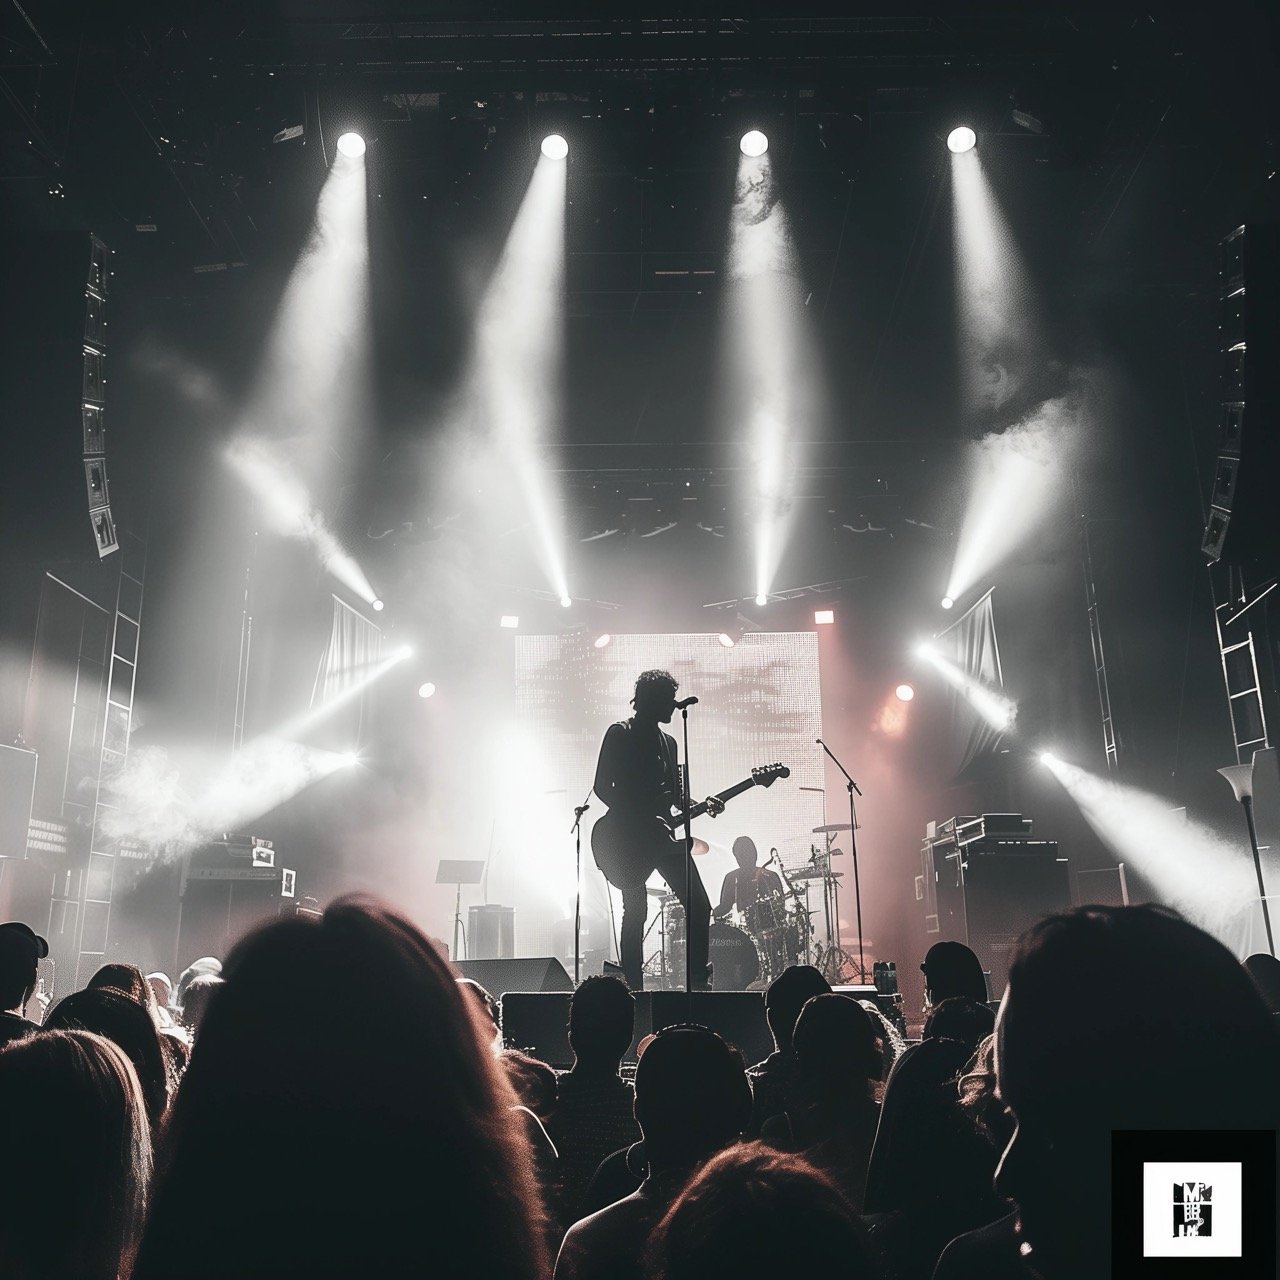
[591,763,790,887]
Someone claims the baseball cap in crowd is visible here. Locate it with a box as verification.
[0,922,48,959]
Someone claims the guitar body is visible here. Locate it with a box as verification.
[590,809,676,888]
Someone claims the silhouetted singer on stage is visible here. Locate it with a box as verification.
[592,670,717,991]
[714,837,784,921]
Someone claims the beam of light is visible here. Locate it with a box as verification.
[726,147,809,610]
[1040,754,1259,944]
[283,643,414,742]
[950,143,1037,417]
[98,739,355,859]
[474,152,571,605]
[946,126,976,154]
[226,437,378,604]
[244,140,370,481]
[942,388,1089,603]
[916,642,1017,733]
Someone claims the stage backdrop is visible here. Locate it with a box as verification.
[500,631,825,970]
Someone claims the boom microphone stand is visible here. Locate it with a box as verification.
[817,738,867,983]
[680,703,696,995]
[569,790,593,985]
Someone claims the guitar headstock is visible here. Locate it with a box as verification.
[752,762,790,788]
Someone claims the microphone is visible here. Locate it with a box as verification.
[674,696,699,710]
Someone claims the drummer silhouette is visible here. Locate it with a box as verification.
[714,837,784,920]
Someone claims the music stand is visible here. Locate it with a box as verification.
[437,859,487,961]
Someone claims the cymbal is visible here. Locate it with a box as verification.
[788,868,844,881]
[812,823,852,833]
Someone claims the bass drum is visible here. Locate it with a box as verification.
[664,917,761,991]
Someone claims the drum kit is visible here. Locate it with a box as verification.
[647,820,858,989]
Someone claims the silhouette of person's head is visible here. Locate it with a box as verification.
[45,987,171,1130]
[763,965,831,1055]
[131,895,547,1280]
[146,972,174,1012]
[921,941,987,1006]
[633,1026,751,1174]
[0,922,46,1014]
[174,956,221,1008]
[922,995,995,1049]
[632,669,678,722]
[732,836,758,871]
[179,974,223,1036]
[646,1144,878,1280]
[996,905,1280,1280]
[568,974,635,1071]
[89,961,162,1022]
[793,993,882,1090]
[0,1029,151,1280]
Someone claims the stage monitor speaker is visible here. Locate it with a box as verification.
[649,991,771,1066]
[1202,223,1280,571]
[455,956,573,995]
[502,990,655,1066]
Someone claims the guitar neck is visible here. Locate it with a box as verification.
[682,776,757,824]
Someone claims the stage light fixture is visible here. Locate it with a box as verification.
[1038,750,1059,766]
[940,596,955,610]
[895,683,915,702]
[336,132,366,159]
[947,126,977,154]
[371,599,384,612]
[500,615,520,629]
[718,633,736,648]
[417,682,436,699]
[814,609,835,625]
[541,134,569,160]
[755,593,767,607]
[394,644,414,661]
[339,751,361,768]
[559,595,572,608]
[593,634,611,649]
[740,130,769,157]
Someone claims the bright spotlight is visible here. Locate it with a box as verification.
[339,751,361,768]
[499,615,520,629]
[895,683,916,703]
[946,126,976,154]
[394,644,414,661]
[1038,749,1059,766]
[417,682,436,699]
[755,593,767,607]
[336,132,366,159]
[371,599,384,612]
[560,595,572,608]
[717,633,736,648]
[941,596,955,610]
[916,643,1017,733]
[541,134,568,161]
[739,130,769,158]
[814,609,835,625]
[593,634,611,649]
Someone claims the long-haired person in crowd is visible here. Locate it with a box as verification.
[45,986,172,1132]
[0,1029,151,1280]
[645,1144,880,1280]
[132,895,549,1280]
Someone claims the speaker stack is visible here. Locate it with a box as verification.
[1202,225,1280,572]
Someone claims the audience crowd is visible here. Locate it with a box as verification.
[0,898,1275,1279]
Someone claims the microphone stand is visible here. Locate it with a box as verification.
[569,791,592,986]
[680,704,696,996]
[818,739,866,983]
